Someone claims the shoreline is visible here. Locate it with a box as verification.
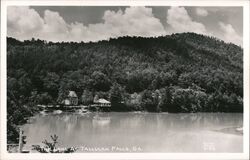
[214,126,243,135]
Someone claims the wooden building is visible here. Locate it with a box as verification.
[90,98,111,111]
[63,91,78,106]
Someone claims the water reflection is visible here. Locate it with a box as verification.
[22,112,243,152]
[92,114,111,128]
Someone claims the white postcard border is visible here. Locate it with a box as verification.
[1,0,249,160]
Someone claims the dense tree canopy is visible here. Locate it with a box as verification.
[7,33,243,113]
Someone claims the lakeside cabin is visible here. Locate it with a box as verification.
[63,91,78,106]
[90,98,111,111]
[43,91,111,112]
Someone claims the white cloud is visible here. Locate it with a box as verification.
[41,10,70,41]
[7,6,243,46]
[7,6,44,40]
[195,8,208,17]
[167,6,207,34]
[218,22,242,46]
[102,7,166,37]
[7,6,166,42]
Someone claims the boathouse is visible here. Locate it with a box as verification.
[94,98,111,107]
[90,98,111,111]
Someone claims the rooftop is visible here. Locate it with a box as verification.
[95,98,110,104]
[68,91,77,97]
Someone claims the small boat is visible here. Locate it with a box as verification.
[53,110,63,114]
[78,108,88,114]
[40,110,48,116]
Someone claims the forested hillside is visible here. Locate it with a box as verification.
[6,32,243,143]
[7,32,243,114]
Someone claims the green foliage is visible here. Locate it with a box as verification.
[141,90,161,112]
[81,89,93,105]
[7,90,34,144]
[124,92,143,111]
[29,91,53,105]
[110,83,126,111]
[32,135,77,153]
[43,72,60,99]
[157,87,173,112]
[91,71,111,91]
[171,88,208,113]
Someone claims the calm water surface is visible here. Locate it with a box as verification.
[22,112,243,152]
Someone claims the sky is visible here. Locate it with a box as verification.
[7,6,243,46]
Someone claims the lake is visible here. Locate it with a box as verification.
[22,112,243,153]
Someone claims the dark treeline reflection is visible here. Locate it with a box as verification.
[22,112,243,152]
